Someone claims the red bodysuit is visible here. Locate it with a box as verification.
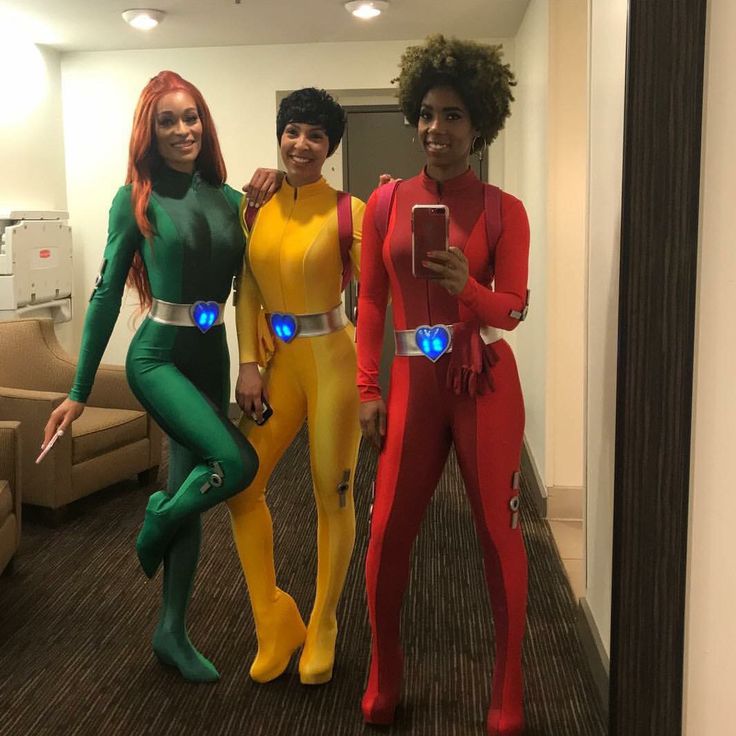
[356,167,530,736]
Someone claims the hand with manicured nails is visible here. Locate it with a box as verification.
[422,246,469,295]
[236,362,267,422]
[42,398,85,449]
[242,168,285,209]
[359,398,387,450]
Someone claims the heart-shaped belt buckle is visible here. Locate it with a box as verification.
[414,324,452,362]
[190,301,220,333]
[270,313,299,343]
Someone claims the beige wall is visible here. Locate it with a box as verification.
[683,0,736,730]
[506,0,587,496]
[505,0,550,484]
[585,0,628,656]
[547,0,587,491]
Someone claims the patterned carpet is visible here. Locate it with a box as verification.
[0,430,605,735]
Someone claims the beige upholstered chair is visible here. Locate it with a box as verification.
[0,418,21,574]
[0,319,161,518]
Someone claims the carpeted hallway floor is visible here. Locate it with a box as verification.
[0,430,606,735]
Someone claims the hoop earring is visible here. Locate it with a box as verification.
[472,135,485,162]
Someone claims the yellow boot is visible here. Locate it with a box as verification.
[228,488,306,683]
[299,615,338,685]
[298,485,356,685]
[250,590,306,683]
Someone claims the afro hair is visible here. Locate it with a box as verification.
[394,34,516,150]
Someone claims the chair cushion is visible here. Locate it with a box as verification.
[71,407,147,464]
[0,480,11,520]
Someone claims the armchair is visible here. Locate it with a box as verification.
[0,318,161,516]
[0,418,21,574]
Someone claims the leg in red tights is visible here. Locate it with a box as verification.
[362,357,453,724]
[453,341,528,736]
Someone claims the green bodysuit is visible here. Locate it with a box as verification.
[70,165,258,681]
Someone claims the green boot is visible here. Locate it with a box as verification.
[149,439,218,682]
[136,461,229,578]
[152,515,219,682]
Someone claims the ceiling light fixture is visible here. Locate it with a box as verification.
[122,9,166,31]
[344,1,389,20]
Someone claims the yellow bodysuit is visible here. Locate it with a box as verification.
[227,177,364,685]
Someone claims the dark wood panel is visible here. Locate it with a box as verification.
[610,1,707,734]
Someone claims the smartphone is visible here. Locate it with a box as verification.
[35,429,64,464]
[250,395,273,426]
[412,204,449,278]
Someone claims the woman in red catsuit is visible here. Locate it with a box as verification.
[356,36,530,736]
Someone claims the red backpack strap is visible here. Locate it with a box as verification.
[242,202,258,236]
[337,191,354,291]
[484,183,502,249]
[374,179,401,243]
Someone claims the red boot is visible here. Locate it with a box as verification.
[361,650,403,725]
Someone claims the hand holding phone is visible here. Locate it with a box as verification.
[36,429,64,464]
[412,204,449,278]
[250,395,273,426]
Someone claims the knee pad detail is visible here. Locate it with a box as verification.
[200,460,225,494]
[509,470,521,529]
[337,469,351,509]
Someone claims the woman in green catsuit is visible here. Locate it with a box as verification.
[43,71,259,682]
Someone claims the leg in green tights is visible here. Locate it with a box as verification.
[151,440,219,683]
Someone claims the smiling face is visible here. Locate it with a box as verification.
[279,121,330,187]
[418,85,479,181]
[154,90,202,173]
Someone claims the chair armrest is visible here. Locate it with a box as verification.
[0,387,71,507]
[86,363,145,412]
[37,319,142,411]
[0,421,22,527]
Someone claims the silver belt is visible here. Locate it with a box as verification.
[147,298,226,330]
[267,304,347,342]
[394,323,503,359]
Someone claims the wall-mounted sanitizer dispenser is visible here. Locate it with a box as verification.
[0,210,73,324]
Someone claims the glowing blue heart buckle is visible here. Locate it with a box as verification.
[414,324,452,362]
[270,312,299,343]
[190,301,220,333]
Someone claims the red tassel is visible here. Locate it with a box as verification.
[446,320,498,397]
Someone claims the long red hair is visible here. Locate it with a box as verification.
[125,71,227,308]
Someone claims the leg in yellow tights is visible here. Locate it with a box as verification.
[227,355,307,683]
[300,337,359,683]
[227,332,360,685]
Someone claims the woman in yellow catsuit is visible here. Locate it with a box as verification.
[227,88,364,685]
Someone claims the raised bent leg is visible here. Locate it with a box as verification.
[298,363,360,685]
[453,342,527,736]
[226,364,307,682]
[129,361,259,578]
[152,440,218,682]
[363,360,452,724]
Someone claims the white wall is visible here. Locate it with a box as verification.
[0,43,67,211]
[683,0,736,730]
[60,38,510,388]
[0,38,72,349]
[585,0,628,656]
[505,0,550,484]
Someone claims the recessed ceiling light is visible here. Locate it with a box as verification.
[122,9,165,31]
[344,1,389,20]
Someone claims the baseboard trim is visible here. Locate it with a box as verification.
[577,596,610,715]
[521,438,547,518]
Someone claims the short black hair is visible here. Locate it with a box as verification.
[276,88,346,156]
[395,34,516,150]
